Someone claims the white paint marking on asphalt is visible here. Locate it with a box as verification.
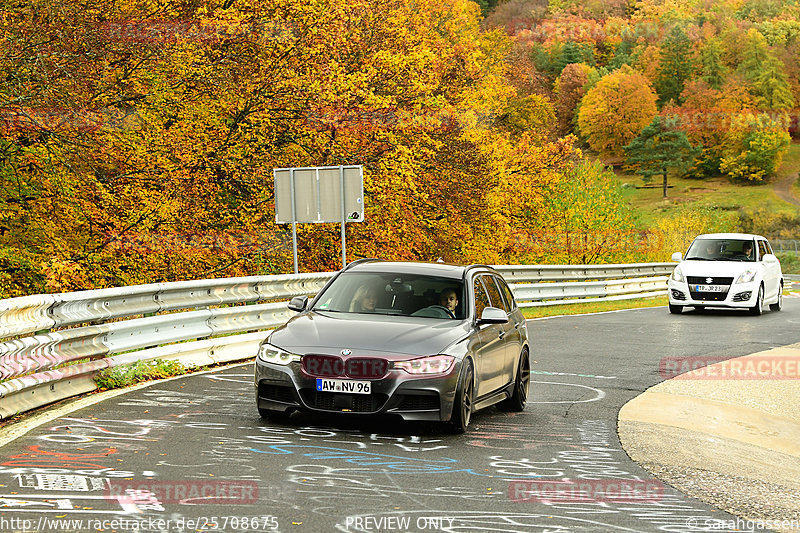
[527,381,607,404]
[0,362,252,448]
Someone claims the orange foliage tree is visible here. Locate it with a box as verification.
[553,62,591,135]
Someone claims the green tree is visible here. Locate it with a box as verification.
[609,40,635,70]
[555,42,595,73]
[624,115,700,198]
[544,160,637,264]
[720,118,791,182]
[655,25,694,106]
[468,0,501,17]
[739,29,770,82]
[700,39,727,90]
[752,54,794,111]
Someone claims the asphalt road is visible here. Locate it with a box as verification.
[1,298,799,533]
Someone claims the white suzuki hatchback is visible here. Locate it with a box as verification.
[668,233,783,315]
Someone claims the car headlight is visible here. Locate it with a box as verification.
[671,266,685,283]
[393,355,455,375]
[257,343,300,365]
[736,269,757,284]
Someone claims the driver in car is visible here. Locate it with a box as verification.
[439,288,459,315]
[742,242,754,260]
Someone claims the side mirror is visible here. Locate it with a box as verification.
[477,306,508,325]
[288,295,308,312]
[762,253,779,263]
[671,252,682,262]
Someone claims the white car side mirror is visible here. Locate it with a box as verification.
[762,253,779,263]
[671,252,682,262]
[477,307,509,325]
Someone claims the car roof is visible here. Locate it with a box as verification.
[344,260,493,280]
[694,233,767,240]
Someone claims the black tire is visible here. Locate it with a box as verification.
[448,360,474,434]
[749,285,763,316]
[769,284,783,311]
[498,349,530,412]
[669,304,683,314]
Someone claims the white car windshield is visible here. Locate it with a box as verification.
[311,272,466,319]
[685,239,756,262]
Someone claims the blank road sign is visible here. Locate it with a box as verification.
[274,165,364,224]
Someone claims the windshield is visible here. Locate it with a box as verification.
[685,239,756,262]
[311,272,465,319]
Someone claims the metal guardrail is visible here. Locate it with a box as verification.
[495,263,673,283]
[773,240,800,254]
[511,276,669,307]
[0,263,672,419]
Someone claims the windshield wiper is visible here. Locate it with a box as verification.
[685,256,710,260]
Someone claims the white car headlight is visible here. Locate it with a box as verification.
[671,266,685,283]
[736,269,757,284]
[258,343,300,365]
[393,355,455,375]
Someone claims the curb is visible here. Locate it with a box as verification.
[618,343,800,531]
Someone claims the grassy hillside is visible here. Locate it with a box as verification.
[606,142,800,227]
[600,141,800,273]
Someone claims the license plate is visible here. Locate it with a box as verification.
[316,378,371,394]
[693,284,727,292]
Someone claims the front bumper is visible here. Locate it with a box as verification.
[668,279,759,308]
[254,357,462,422]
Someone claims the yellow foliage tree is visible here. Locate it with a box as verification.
[1,0,652,296]
[576,65,658,159]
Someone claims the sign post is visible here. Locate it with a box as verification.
[274,165,364,273]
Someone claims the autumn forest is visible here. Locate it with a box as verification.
[1,0,799,296]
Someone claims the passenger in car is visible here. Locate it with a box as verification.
[350,285,378,312]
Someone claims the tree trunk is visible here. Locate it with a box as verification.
[662,166,668,198]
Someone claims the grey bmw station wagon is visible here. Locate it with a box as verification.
[254,260,530,433]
